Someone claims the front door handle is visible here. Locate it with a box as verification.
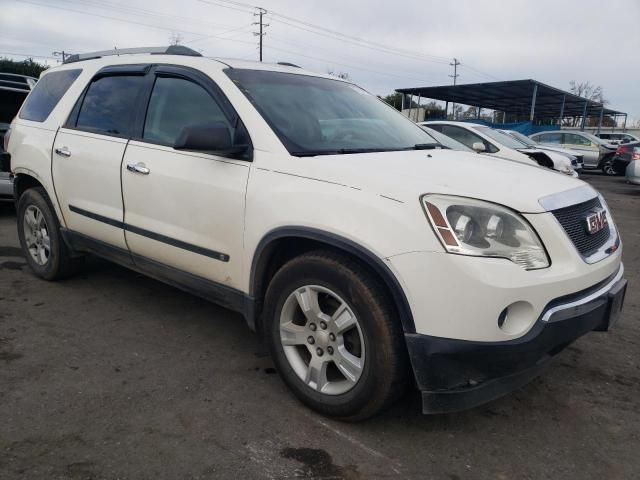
[126,162,150,175]
[54,146,71,157]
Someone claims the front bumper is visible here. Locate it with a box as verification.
[406,265,626,414]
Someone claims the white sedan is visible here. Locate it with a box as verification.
[421,121,577,177]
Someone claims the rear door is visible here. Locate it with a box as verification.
[52,66,149,249]
[121,66,251,289]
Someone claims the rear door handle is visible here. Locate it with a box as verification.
[54,146,71,157]
[126,162,150,175]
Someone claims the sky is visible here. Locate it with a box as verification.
[1,0,639,123]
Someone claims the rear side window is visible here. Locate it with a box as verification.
[75,75,145,137]
[19,69,81,122]
[536,133,562,144]
[143,76,231,146]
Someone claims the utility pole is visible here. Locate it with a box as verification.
[253,7,268,62]
[52,51,69,63]
[449,58,460,119]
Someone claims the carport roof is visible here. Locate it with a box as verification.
[396,79,625,118]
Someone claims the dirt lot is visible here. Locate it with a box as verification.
[0,173,638,480]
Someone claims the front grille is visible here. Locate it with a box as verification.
[551,196,611,257]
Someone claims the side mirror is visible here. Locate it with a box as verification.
[174,121,248,155]
[472,141,486,152]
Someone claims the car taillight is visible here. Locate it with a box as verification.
[616,145,629,154]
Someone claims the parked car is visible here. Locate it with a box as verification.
[597,132,640,145]
[529,130,618,175]
[420,125,474,152]
[7,47,626,420]
[612,141,640,178]
[0,72,36,201]
[499,129,584,171]
[423,121,577,177]
[626,150,640,185]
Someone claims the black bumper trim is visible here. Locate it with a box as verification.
[407,273,627,414]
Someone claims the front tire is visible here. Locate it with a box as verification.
[17,187,82,280]
[264,250,408,421]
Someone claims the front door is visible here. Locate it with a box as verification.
[121,68,250,289]
[561,133,600,167]
[52,71,148,249]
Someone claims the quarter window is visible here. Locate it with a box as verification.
[143,76,231,146]
[75,75,146,137]
[19,69,82,122]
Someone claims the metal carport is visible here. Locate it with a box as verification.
[396,79,627,134]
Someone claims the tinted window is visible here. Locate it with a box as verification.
[535,133,562,144]
[19,69,81,122]
[143,76,231,145]
[76,75,145,136]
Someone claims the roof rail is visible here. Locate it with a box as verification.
[63,46,202,64]
[277,62,301,68]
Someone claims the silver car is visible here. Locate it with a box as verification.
[626,146,640,185]
[529,130,617,174]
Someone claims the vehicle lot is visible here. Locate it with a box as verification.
[0,174,638,480]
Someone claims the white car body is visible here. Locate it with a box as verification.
[422,121,577,177]
[7,49,626,417]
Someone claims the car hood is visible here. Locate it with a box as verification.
[280,149,586,213]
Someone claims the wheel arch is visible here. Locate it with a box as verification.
[249,227,416,335]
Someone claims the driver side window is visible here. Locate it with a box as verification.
[143,76,233,146]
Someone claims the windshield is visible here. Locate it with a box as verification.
[504,130,536,147]
[226,69,438,155]
[421,126,473,152]
[474,126,529,149]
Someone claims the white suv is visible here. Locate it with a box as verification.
[6,47,627,420]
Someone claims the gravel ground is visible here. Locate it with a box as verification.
[0,173,638,480]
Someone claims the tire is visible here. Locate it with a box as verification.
[600,155,617,176]
[264,250,408,421]
[17,187,82,280]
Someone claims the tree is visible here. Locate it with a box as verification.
[327,70,351,81]
[567,80,608,127]
[169,32,183,45]
[0,57,48,77]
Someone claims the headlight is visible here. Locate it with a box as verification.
[422,195,550,270]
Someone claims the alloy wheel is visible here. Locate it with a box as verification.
[23,205,51,266]
[279,285,365,395]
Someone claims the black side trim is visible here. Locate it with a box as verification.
[250,226,416,333]
[68,204,230,262]
[61,229,251,317]
[69,204,124,228]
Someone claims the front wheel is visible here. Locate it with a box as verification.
[264,251,408,421]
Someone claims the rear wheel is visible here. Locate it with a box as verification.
[600,155,617,176]
[264,250,408,421]
[17,187,82,280]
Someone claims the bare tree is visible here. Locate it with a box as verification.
[169,32,184,46]
[567,81,608,127]
[327,70,351,81]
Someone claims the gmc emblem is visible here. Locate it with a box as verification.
[585,209,608,235]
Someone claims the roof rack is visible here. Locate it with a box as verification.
[63,45,202,64]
